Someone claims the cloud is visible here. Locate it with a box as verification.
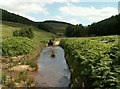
[0,0,119,25]
[0,0,49,17]
[59,5,118,22]
[0,0,81,18]
[69,19,80,24]
[49,15,80,25]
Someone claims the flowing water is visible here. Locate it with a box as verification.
[35,46,71,87]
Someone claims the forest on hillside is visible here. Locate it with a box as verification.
[0,9,71,35]
[1,8,120,36]
[65,14,120,37]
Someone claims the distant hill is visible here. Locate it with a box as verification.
[1,8,72,35]
[88,14,120,36]
[43,20,72,25]
[1,9,35,26]
[37,20,72,35]
[2,21,54,41]
[2,8,119,36]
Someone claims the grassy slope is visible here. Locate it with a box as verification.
[2,21,68,36]
[45,22,68,34]
[2,21,54,40]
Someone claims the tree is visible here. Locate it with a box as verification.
[37,23,54,33]
[65,25,74,37]
[65,24,85,37]
[13,28,34,38]
[88,14,120,36]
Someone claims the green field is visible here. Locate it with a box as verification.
[1,21,55,56]
[2,21,54,40]
[60,35,120,89]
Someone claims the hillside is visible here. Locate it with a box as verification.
[88,14,120,36]
[1,8,72,35]
[38,20,72,35]
[1,9,35,26]
[2,21,55,56]
[45,22,68,34]
[2,21,54,40]
[1,8,120,36]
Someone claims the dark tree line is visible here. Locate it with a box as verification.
[1,9,35,26]
[87,14,120,36]
[43,20,72,25]
[65,14,120,37]
[37,22,54,33]
[65,24,85,37]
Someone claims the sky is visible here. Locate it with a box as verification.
[0,0,120,26]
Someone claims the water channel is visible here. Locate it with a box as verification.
[35,46,71,87]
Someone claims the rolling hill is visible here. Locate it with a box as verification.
[38,20,72,35]
[2,21,54,41]
[1,8,72,35]
[88,14,120,36]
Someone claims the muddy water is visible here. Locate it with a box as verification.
[35,46,71,87]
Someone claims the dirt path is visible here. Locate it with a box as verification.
[54,40,60,46]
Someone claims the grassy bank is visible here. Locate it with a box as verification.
[1,21,54,87]
[60,35,120,89]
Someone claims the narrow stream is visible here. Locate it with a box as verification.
[35,46,71,87]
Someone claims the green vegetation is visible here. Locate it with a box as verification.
[60,35,120,89]
[88,15,120,36]
[1,21,54,87]
[1,9,71,35]
[65,24,85,37]
[2,21,54,57]
[37,21,71,35]
[1,24,20,39]
[2,37,33,56]
[66,15,120,37]
[1,8,120,37]
[64,15,120,37]
[13,27,34,38]
[64,14,120,37]
[37,22,53,33]
[2,21,54,39]
[1,9,35,26]
[43,20,71,34]
[1,8,120,88]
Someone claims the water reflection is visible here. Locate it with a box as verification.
[35,46,71,87]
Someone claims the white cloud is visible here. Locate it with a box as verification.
[1,0,82,17]
[69,19,80,24]
[0,0,80,17]
[0,0,49,18]
[0,0,119,25]
[59,5,118,22]
[55,15,63,20]
[49,15,80,25]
